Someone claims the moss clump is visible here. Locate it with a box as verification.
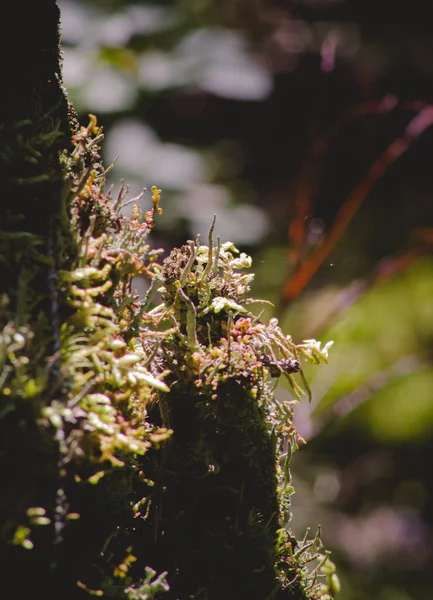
[0,118,170,598]
[125,226,336,599]
[1,112,336,599]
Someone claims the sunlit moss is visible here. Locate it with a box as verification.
[1,115,336,599]
[135,218,336,599]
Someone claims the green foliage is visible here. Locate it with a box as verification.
[308,260,433,441]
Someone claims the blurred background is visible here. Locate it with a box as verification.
[58,1,433,598]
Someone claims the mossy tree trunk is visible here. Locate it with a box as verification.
[0,4,337,600]
[0,1,75,597]
[0,0,75,350]
[0,0,74,237]
[0,5,165,598]
[0,3,98,597]
[141,381,283,600]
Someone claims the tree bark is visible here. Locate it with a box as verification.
[0,3,79,597]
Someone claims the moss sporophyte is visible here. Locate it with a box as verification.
[1,116,337,599]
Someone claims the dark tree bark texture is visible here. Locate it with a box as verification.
[0,3,80,598]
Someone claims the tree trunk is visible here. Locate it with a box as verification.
[0,4,336,600]
[0,3,79,597]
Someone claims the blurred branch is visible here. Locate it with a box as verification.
[282,99,433,309]
[288,96,404,269]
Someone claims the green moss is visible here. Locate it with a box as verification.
[0,117,170,598]
[2,5,336,598]
[124,226,337,599]
[1,110,336,598]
